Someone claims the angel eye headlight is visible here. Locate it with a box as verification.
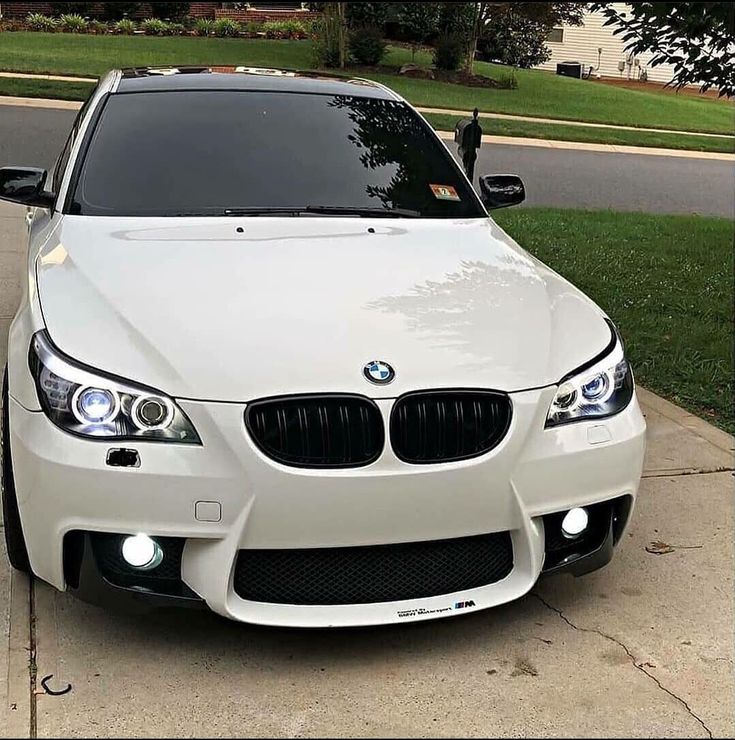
[546,324,634,428]
[29,331,200,444]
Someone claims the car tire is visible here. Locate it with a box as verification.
[1,367,32,573]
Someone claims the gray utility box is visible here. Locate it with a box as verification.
[557,61,582,79]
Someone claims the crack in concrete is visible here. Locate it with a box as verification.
[643,467,734,480]
[533,594,714,739]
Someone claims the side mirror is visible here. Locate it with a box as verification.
[0,167,54,208]
[479,174,525,210]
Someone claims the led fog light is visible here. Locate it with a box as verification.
[561,508,589,539]
[121,535,163,570]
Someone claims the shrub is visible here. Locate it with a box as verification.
[141,18,170,35]
[103,3,141,21]
[50,2,93,15]
[26,13,57,32]
[168,22,185,36]
[114,18,136,35]
[149,3,190,21]
[262,20,307,40]
[59,13,88,33]
[433,34,464,71]
[194,18,215,36]
[311,16,342,68]
[87,19,109,34]
[348,26,387,66]
[213,18,240,37]
[241,21,264,37]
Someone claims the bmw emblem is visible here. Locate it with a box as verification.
[363,360,395,385]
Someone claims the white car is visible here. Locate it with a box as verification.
[1,68,646,627]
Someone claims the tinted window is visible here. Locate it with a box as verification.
[71,91,484,219]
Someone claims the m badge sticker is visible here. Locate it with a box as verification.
[430,184,461,202]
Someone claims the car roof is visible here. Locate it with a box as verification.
[115,66,400,100]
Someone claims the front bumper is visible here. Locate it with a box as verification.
[9,387,646,627]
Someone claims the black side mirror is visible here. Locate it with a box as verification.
[0,167,54,208]
[479,174,525,210]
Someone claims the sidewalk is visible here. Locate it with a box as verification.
[1,201,733,738]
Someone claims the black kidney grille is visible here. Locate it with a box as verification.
[245,395,384,468]
[390,391,512,463]
[233,531,514,605]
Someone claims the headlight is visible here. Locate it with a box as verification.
[29,331,200,444]
[546,325,634,428]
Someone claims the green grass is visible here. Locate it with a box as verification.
[0,75,94,101]
[493,208,734,433]
[423,112,735,153]
[0,32,732,135]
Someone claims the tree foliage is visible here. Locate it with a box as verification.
[592,2,734,97]
[436,2,584,73]
[394,2,441,59]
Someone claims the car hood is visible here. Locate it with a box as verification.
[37,216,611,401]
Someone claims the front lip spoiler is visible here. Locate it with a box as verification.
[67,533,205,614]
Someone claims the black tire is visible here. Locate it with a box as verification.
[2,367,31,573]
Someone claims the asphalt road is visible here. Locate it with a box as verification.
[1,103,733,218]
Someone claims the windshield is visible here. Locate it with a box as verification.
[69,90,485,219]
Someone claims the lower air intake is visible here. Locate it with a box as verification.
[233,531,514,605]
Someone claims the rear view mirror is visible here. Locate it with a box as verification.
[0,167,54,208]
[479,174,525,210]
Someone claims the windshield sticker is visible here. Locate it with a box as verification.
[430,184,461,202]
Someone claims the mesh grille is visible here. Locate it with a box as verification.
[233,532,514,605]
[245,395,384,468]
[390,391,512,463]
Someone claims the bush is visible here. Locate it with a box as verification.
[103,3,141,21]
[141,18,170,35]
[241,21,264,37]
[59,13,88,32]
[114,18,136,35]
[262,20,307,40]
[348,26,387,66]
[194,18,215,36]
[50,2,93,15]
[149,3,190,20]
[26,13,58,32]
[311,15,342,68]
[87,19,109,34]
[213,18,240,37]
[433,34,464,71]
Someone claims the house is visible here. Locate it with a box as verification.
[535,2,678,84]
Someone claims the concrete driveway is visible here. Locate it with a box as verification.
[1,200,733,738]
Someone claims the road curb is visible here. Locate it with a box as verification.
[434,131,735,160]
[637,387,734,455]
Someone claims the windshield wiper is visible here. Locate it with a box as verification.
[304,205,422,218]
[223,207,302,217]
[222,206,422,218]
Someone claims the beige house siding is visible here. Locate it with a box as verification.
[535,3,678,84]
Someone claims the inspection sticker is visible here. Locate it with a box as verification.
[430,184,461,201]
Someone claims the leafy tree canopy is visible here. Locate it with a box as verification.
[592,2,734,97]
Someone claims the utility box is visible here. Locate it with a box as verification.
[454,118,482,150]
[556,61,582,79]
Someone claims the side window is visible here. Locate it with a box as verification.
[51,88,97,197]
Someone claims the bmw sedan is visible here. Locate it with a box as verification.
[0,67,646,627]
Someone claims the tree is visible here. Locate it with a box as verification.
[438,2,584,74]
[394,2,441,61]
[592,2,734,97]
[314,3,348,69]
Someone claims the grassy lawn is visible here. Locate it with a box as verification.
[493,208,734,433]
[0,32,732,135]
[424,112,735,153]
